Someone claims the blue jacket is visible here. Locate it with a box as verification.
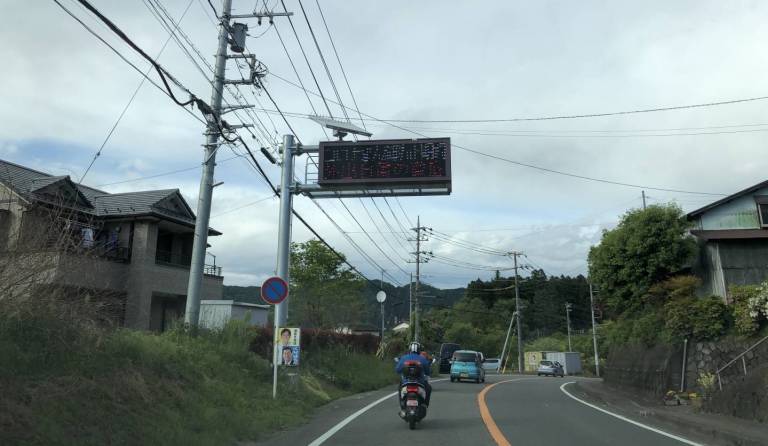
[395,353,431,383]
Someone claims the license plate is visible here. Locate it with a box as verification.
[406,399,418,407]
[461,373,469,378]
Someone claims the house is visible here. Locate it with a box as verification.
[687,179,768,300]
[0,159,223,330]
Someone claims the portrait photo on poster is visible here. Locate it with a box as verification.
[280,346,300,366]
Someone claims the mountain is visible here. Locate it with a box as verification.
[222,285,261,304]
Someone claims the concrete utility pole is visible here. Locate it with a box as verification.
[642,190,647,210]
[565,302,573,352]
[184,0,232,327]
[510,251,524,374]
[274,134,294,328]
[409,217,429,342]
[499,310,516,372]
[589,282,600,377]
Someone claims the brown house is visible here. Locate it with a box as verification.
[0,159,223,330]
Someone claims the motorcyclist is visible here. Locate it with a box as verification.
[395,341,432,407]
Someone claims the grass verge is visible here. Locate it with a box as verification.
[0,311,396,446]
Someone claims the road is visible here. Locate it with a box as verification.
[256,374,702,446]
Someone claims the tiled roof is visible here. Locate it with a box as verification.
[0,159,217,234]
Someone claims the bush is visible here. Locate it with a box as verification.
[731,283,768,336]
[665,296,728,340]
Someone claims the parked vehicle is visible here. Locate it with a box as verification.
[398,359,429,429]
[482,357,500,373]
[438,343,461,374]
[537,360,564,377]
[450,350,485,383]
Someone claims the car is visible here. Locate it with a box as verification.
[482,358,500,373]
[537,360,564,377]
[438,343,461,374]
[449,350,485,383]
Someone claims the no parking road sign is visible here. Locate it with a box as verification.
[261,276,288,305]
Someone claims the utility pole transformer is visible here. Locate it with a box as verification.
[184,0,233,327]
[589,282,600,377]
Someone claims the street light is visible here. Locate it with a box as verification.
[376,290,387,339]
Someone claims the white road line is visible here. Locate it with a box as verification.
[307,378,449,446]
[559,382,704,446]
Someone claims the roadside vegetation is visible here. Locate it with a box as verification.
[0,297,396,446]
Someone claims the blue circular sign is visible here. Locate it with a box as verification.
[261,276,288,305]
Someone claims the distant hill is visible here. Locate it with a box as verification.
[222,285,261,304]
[224,282,467,325]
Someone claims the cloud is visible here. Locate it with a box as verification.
[2,0,765,289]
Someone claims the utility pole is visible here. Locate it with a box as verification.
[510,251,524,374]
[184,0,233,327]
[589,282,600,377]
[409,216,429,342]
[499,310,516,373]
[565,302,573,352]
[409,273,413,336]
[642,190,647,210]
[274,134,294,329]
[184,2,292,328]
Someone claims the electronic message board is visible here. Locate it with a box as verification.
[318,138,451,187]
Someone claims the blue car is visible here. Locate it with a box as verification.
[449,350,485,383]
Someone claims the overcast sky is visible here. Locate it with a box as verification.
[2,0,768,289]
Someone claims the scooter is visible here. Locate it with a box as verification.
[398,360,428,429]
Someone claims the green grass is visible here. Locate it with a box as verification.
[0,312,395,446]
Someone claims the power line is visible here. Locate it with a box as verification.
[322,95,768,124]
[52,0,205,126]
[266,72,729,197]
[313,0,367,131]
[79,0,196,184]
[279,0,333,117]
[211,195,275,218]
[296,0,351,125]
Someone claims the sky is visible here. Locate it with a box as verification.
[2,0,768,289]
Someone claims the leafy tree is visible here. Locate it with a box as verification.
[288,240,365,329]
[588,204,696,317]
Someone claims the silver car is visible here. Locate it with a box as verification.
[482,358,500,373]
[537,360,564,377]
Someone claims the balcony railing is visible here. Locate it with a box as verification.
[155,249,223,277]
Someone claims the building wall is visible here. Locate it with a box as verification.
[695,187,768,230]
[693,238,768,300]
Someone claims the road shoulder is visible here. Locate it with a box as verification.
[245,385,397,446]
[570,379,768,446]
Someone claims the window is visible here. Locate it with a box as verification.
[755,196,768,228]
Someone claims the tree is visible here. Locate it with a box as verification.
[588,204,696,317]
[288,240,365,329]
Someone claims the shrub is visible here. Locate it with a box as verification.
[665,296,728,340]
[731,283,768,336]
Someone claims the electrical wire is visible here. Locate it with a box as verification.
[79,0,196,184]
[322,95,768,124]
[74,0,195,107]
[296,0,351,125]
[266,72,729,197]
[313,0,367,131]
[279,0,334,117]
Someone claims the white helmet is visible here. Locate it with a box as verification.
[409,342,421,354]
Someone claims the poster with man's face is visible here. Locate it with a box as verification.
[276,328,300,366]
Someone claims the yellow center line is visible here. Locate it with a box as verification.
[477,378,532,446]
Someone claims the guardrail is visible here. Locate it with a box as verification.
[715,334,768,390]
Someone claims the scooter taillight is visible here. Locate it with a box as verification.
[406,385,419,393]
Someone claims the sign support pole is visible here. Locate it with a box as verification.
[273,134,295,399]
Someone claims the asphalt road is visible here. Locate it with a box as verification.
[256,374,702,446]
